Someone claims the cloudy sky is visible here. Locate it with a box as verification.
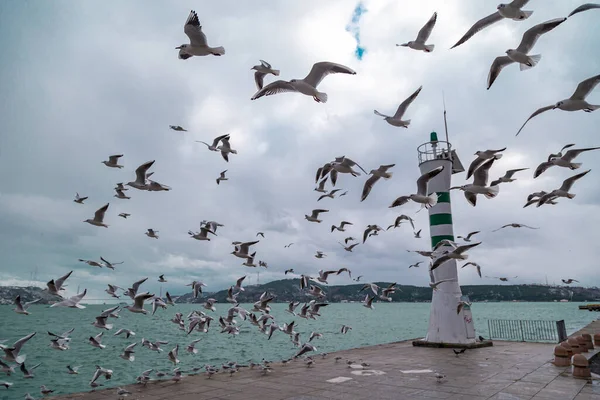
[1,0,599,302]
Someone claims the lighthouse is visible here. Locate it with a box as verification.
[413,132,486,348]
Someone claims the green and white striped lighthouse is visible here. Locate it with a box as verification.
[416,132,478,346]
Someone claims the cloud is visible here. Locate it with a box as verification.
[0,0,599,303]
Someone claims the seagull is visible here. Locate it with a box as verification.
[1,382,12,389]
[13,295,40,315]
[78,258,103,268]
[386,214,415,231]
[363,225,383,243]
[493,223,539,232]
[396,12,437,52]
[196,133,230,152]
[339,242,359,252]
[66,365,80,375]
[537,169,592,206]
[176,10,224,59]
[145,229,159,239]
[88,333,105,349]
[50,290,87,309]
[466,148,506,179]
[315,270,339,284]
[83,203,109,228]
[457,231,480,242]
[331,156,367,179]
[331,221,353,232]
[216,136,237,162]
[462,262,482,278]
[345,236,356,244]
[102,154,124,168]
[113,328,136,339]
[216,170,228,185]
[126,160,155,190]
[188,226,216,241]
[390,165,444,209]
[450,158,499,207]
[2,332,36,364]
[568,3,600,17]
[256,232,265,238]
[490,168,529,186]
[114,188,130,199]
[516,74,600,136]
[124,292,154,314]
[284,269,294,275]
[234,276,246,292]
[534,147,600,178]
[119,343,137,362]
[487,18,566,90]
[73,193,88,204]
[118,213,130,219]
[92,316,113,330]
[40,385,54,396]
[158,275,167,283]
[523,191,558,208]
[430,278,457,291]
[169,125,187,131]
[46,271,72,296]
[374,86,422,128]
[251,61,356,103]
[414,229,422,238]
[231,240,259,259]
[251,60,280,90]
[314,177,329,193]
[318,188,343,201]
[187,281,207,299]
[117,387,132,398]
[168,345,180,365]
[362,164,395,201]
[451,1,534,49]
[305,209,328,223]
[562,279,579,284]
[100,257,123,270]
[363,295,375,310]
[341,325,352,334]
[431,242,482,271]
[242,253,257,267]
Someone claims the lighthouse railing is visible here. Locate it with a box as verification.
[417,141,452,165]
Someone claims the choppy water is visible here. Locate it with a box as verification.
[0,302,597,399]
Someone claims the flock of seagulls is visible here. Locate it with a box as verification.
[4,3,600,398]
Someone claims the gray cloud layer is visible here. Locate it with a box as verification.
[1,0,599,301]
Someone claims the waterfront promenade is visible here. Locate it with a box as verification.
[51,334,600,400]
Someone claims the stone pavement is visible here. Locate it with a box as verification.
[51,339,600,400]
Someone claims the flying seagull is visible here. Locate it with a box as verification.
[450,158,499,207]
[127,160,155,190]
[374,86,422,128]
[466,148,506,179]
[487,18,566,90]
[389,165,444,209]
[251,60,280,90]
[430,242,481,271]
[73,193,88,204]
[516,74,600,136]
[462,262,482,278]
[537,169,592,206]
[568,3,600,18]
[83,203,109,228]
[145,229,159,239]
[387,214,415,230]
[169,125,187,131]
[216,170,228,185]
[492,223,539,232]
[562,278,579,284]
[102,154,124,169]
[217,136,237,162]
[457,231,480,242]
[339,242,359,252]
[451,1,534,49]
[305,209,328,223]
[196,133,230,152]
[331,221,353,232]
[396,12,437,52]
[534,147,600,178]
[176,10,225,59]
[13,295,40,315]
[490,168,528,186]
[361,164,395,201]
[251,61,356,103]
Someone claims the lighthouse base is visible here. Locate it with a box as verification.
[412,339,493,349]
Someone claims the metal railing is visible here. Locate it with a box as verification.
[487,319,567,343]
[417,141,453,164]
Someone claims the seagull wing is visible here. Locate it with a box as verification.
[509,0,531,7]
[568,3,600,17]
[559,169,591,192]
[431,255,451,270]
[473,158,495,186]
[184,10,208,47]
[464,191,477,207]
[374,109,391,118]
[254,71,266,90]
[570,74,600,100]
[516,18,566,54]
[534,161,554,178]
[416,12,437,43]
[251,80,298,100]
[516,105,555,136]
[302,62,356,88]
[311,209,328,218]
[361,175,380,202]
[211,133,230,147]
[389,196,410,208]
[12,332,36,354]
[454,242,482,255]
[562,147,600,162]
[94,204,109,223]
[393,86,423,119]
[451,12,504,49]
[487,56,515,90]
[108,154,123,163]
[134,160,155,184]
[416,166,444,195]
[260,59,272,68]
[505,168,528,178]
[466,157,485,180]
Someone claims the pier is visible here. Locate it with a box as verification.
[51,321,600,400]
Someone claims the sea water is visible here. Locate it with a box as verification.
[0,302,597,399]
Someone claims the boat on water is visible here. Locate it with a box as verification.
[559,299,569,302]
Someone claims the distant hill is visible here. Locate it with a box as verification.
[174,279,600,304]
[0,286,59,305]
